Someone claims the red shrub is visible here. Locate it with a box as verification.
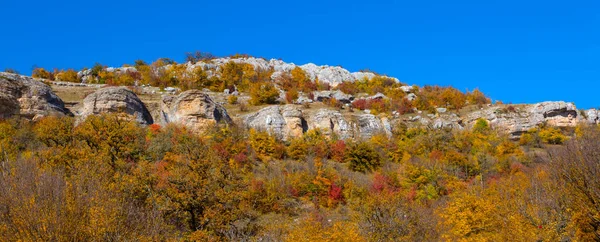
[330,140,347,163]
[352,99,368,110]
[328,183,344,203]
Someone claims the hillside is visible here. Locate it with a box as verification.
[0,56,599,241]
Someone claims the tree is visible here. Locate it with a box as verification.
[439,191,501,241]
[55,69,80,83]
[32,67,54,80]
[550,126,600,241]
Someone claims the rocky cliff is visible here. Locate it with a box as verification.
[0,71,596,141]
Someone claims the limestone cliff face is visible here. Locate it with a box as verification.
[243,105,306,140]
[79,87,153,124]
[464,101,580,139]
[160,90,232,130]
[0,71,596,142]
[243,105,392,141]
[0,72,70,119]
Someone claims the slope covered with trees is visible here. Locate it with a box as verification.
[0,113,597,241]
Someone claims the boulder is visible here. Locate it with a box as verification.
[243,105,306,140]
[355,114,390,138]
[400,86,414,93]
[160,90,232,130]
[585,109,599,124]
[80,87,153,124]
[0,72,70,119]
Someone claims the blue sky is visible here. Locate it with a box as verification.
[1,0,598,108]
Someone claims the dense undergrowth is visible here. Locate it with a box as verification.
[0,114,598,241]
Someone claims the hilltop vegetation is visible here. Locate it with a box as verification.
[25,52,491,114]
[0,113,598,241]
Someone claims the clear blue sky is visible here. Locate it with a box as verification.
[1,0,598,108]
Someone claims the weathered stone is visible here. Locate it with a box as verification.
[305,109,352,139]
[80,87,153,124]
[465,102,580,139]
[0,93,19,119]
[160,90,232,130]
[0,72,70,119]
[312,90,354,103]
[407,93,417,101]
[400,85,414,93]
[243,105,305,140]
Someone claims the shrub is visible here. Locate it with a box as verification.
[466,88,491,105]
[55,69,80,83]
[352,99,368,110]
[227,95,238,105]
[3,68,19,74]
[472,118,490,134]
[32,68,54,80]
[330,140,347,163]
[396,98,414,115]
[285,89,299,104]
[345,142,381,173]
[539,127,566,144]
[249,82,279,105]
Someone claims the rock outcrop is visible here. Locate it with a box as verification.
[243,105,306,140]
[160,90,232,130]
[312,90,354,103]
[465,101,580,139]
[243,105,393,140]
[305,109,354,139]
[78,57,402,88]
[79,87,153,124]
[0,93,20,119]
[0,72,70,119]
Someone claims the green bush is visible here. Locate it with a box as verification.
[345,142,381,173]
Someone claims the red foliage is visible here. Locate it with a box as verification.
[330,140,347,163]
[250,179,265,192]
[232,152,248,165]
[336,82,358,95]
[372,173,391,193]
[407,186,417,201]
[397,98,414,115]
[149,124,161,132]
[352,99,368,110]
[429,150,444,162]
[328,183,344,203]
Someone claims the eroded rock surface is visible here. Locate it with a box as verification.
[465,101,580,139]
[243,105,306,140]
[0,72,70,119]
[80,87,153,124]
[160,90,232,130]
